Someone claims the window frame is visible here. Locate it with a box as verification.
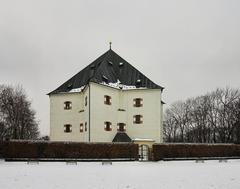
[80,123,84,132]
[133,98,143,107]
[64,124,72,133]
[133,115,143,124]
[64,101,72,110]
[104,121,112,131]
[85,122,87,132]
[85,96,87,106]
[117,123,126,132]
[104,95,112,105]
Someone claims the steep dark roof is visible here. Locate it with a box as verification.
[112,132,132,143]
[48,49,163,94]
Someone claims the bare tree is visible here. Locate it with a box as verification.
[0,85,39,140]
[163,109,178,142]
[233,98,240,143]
[163,87,240,143]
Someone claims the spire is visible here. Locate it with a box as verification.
[109,41,112,50]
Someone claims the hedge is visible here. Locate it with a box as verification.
[3,141,240,161]
[3,140,139,160]
[152,143,240,161]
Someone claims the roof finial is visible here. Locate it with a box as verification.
[109,41,112,50]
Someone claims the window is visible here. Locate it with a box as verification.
[104,121,112,131]
[64,124,72,132]
[134,98,143,107]
[80,123,84,132]
[85,122,87,132]
[117,123,126,132]
[104,95,111,105]
[85,96,87,106]
[64,101,72,110]
[133,115,143,124]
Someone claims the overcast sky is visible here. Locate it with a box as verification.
[0,0,240,136]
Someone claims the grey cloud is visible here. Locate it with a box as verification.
[0,0,240,135]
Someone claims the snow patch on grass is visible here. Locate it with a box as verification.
[0,160,240,189]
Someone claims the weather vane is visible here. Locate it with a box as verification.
[109,41,112,49]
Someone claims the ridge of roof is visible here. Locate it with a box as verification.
[48,49,164,95]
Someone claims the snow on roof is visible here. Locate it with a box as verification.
[100,80,148,91]
[58,85,86,94]
[68,86,85,93]
[132,138,155,142]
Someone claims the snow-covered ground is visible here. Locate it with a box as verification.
[0,159,240,189]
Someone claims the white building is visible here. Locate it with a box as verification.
[48,48,164,144]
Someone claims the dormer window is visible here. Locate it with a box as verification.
[133,115,143,124]
[90,64,95,69]
[67,83,73,89]
[134,98,143,107]
[136,79,142,88]
[119,62,124,67]
[64,124,72,132]
[104,121,112,131]
[64,101,72,110]
[102,75,109,83]
[104,95,112,105]
[108,61,113,66]
[117,123,126,132]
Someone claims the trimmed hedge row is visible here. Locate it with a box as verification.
[3,141,240,161]
[152,143,240,161]
[3,141,138,160]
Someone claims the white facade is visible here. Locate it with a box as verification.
[50,82,163,143]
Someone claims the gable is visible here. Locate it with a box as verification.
[112,132,132,143]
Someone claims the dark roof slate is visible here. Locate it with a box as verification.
[112,132,132,143]
[48,49,163,94]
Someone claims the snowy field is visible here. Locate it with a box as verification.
[0,159,240,189]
